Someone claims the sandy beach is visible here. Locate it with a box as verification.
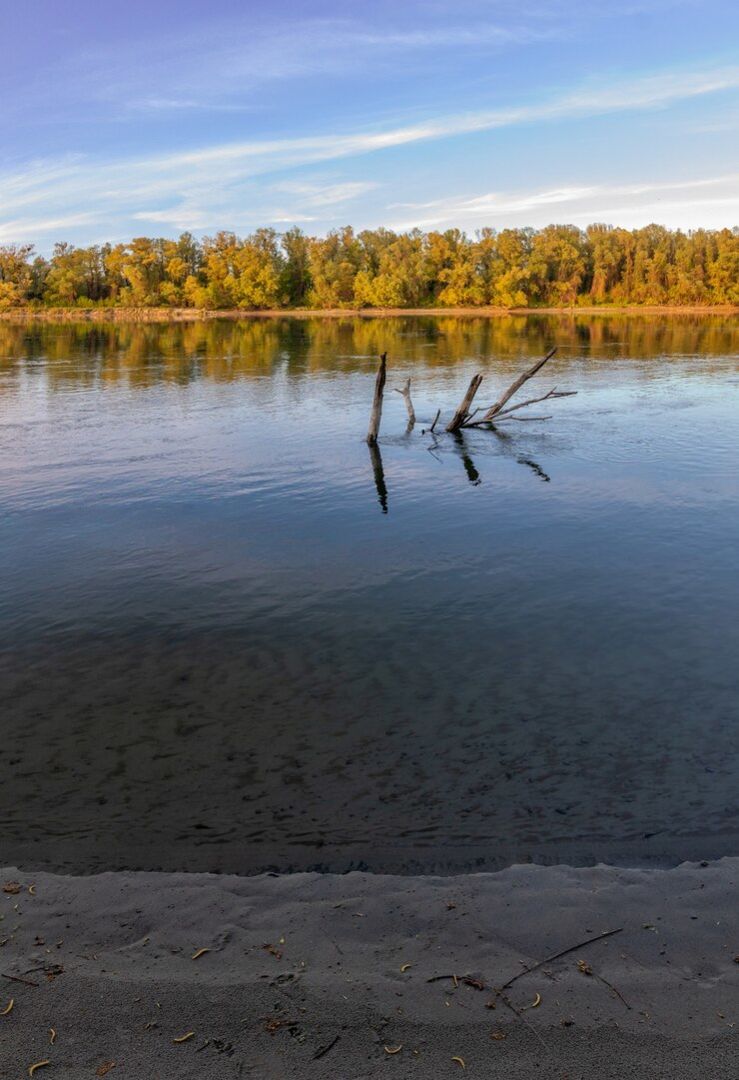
[0,860,736,1078]
[1,304,737,323]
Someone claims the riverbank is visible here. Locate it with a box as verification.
[1,303,738,322]
[0,860,736,1078]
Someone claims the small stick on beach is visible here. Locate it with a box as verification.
[500,927,624,989]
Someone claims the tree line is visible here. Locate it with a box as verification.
[0,224,737,310]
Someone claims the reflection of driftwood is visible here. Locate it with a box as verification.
[368,441,388,514]
[366,353,387,446]
[393,377,416,428]
[446,373,483,433]
[453,433,481,485]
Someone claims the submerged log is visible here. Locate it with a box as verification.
[393,377,416,427]
[366,353,387,445]
[446,373,483,433]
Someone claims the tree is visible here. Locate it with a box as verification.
[0,244,33,308]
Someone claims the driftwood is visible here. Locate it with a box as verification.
[446,373,483,433]
[393,377,416,428]
[366,353,387,446]
[363,347,575,459]
[481,347,558,422]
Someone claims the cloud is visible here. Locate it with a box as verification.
[0,213,98,243]
[1,62,738,243]
[273,180,379,207]
[389,173,739,230]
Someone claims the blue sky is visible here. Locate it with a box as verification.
[2,0,738,250]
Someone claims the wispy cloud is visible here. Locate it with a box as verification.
[1,62,737,244]
[273,180,379,207]
[0,213,98,243]
[21,14,555,121]
[390,173,739,230]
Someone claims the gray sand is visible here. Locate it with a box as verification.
[0,860,737,1079]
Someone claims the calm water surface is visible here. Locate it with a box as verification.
[1,314,738,873]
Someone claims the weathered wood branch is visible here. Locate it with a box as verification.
[392,377,416,427]
[429,408,441,433]
[446,373,483,433]
[494,413,553,421]
[366,352,387,446]
[482,347,557,422]
[487,388,576,420]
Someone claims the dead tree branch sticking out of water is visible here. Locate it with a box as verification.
[392,377,416,428]
[365,347,574,447]
[446,373,484,433]
[459,347,578,428]
[366,353,387,445]
[479,347,558,423]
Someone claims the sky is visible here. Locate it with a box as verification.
[1,0,738,250]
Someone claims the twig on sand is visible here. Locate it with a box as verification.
[577,958,631,1010]
[500,927,624,990]
[496,988,550,1053]
[426,974,550,1054]
[427,925,625,1055]
[313,1033,340,1060]
[1,972,39,988]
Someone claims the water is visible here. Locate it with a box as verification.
[0,314,737,874]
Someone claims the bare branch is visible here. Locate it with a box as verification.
[483,347,557,421]
[392,377,416,426]
[492,388,576,420]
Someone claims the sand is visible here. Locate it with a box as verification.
[1,304,737,322]
[0,860,736,1078]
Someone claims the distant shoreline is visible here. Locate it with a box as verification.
[1,303,738,323]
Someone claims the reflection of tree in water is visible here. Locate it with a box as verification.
[0,314,736,390]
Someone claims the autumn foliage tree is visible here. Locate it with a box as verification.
[1,225,737,310]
